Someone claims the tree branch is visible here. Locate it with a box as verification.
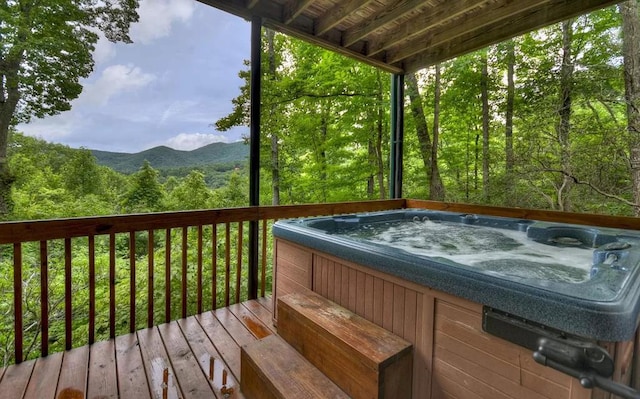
[546,168,638,208]
[266,91,377,106]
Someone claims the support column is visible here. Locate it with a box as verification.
[248,16,261,300]
[389,73,405,199]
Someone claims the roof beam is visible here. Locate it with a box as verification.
[366,0,484,57]
[401,0,622,72]
[386,0,551,65]
[342,0,426,48]
[283,0,315,25]
[314,0,375,36]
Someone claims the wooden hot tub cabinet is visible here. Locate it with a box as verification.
[273,238,638,399]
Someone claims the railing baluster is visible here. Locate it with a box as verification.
[109,233,116,338]
[0,201,414,365]
[225,222,230,307]
[129,232,136,333]
[236,222,243,304]
[165,228,171,323]
[148,229,154,328]
[65,238,72,350]
[88,235,96,345]
[182,227,188,318]
[212,224,217,310]
[197,225,203,314]
[40,241,48,357]
[13,242,22,363]
[261,220,267,297]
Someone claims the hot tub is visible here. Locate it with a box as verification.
[273,209,640,341]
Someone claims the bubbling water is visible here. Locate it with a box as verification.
[343,220,593,284]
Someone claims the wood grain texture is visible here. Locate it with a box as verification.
[0,360,35,398]
[240,334,349,399]
[22,352,63,399]
[157,321,216,398]
[56,346,89,399]
[115,333,152,399]
[4,298,271,399]
[278,291,413,399]
[87,340,118,399]
[275,238,634,399]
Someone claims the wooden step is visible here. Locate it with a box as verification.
[240,334,349,399]
[277,291,413,399]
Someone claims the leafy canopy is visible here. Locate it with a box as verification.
[0,0,139,123]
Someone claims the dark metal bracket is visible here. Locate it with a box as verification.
[482,307,639,399]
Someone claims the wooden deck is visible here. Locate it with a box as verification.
[0,297,275,399]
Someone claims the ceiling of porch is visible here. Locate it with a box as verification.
[198,0,621,74]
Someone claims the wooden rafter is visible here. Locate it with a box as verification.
[314,0,374,36]
[198,0,622,73]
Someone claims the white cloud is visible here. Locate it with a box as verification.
[165,133,229,150]
[83,64,156,106]
[18,112,79,141]
[93,36,117,65]
[131,0,195,44]
[159,100,199,125]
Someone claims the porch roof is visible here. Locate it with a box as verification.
[198,0,621,74]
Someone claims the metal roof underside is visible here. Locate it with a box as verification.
[198,0,621,74]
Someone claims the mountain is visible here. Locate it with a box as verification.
[91,141,249,174]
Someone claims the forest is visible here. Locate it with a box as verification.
[0,2,639,365]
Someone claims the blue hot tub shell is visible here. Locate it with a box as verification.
[273,209,640,341]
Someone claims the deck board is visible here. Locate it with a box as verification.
[23,351,63,399]
[176,316,244,399]
[241,300,277,334]
[87,339,118,399]
[0,358,35,399]
[6,298,273,399]
[157,322,216,398]
[115,332,151,399]
[196,310,244,379]
[55,346,89,399]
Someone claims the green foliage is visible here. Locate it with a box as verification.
[164,170,213,210]
[122,161,164,213]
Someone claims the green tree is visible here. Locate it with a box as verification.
[122,161,164,213]
[622,0,640,215]
[165,170,212,210]
[61,149,102,197]
[0,0,139,216]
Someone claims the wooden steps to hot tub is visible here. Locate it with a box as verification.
[241,334,348,399]
[240,291,413,399]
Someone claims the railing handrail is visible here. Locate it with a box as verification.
[0,199,406,244]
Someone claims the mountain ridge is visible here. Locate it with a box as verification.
[91,141,249,173]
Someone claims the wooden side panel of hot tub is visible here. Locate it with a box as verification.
[273,238,634,399]
[273,240,313,319]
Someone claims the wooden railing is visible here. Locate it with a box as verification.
[6,198,640,366]
[1,200,404,365]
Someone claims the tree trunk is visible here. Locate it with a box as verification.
[376,70,386,198]
[557,20,574,212]
[0,58,21,217]
[318,113,328,203]
[367,139,375,198]
[406,71,444,200]
[505,40,516,205]
[266,29,280,206]
[431,64,445,201]
[481,51,490,202]
[621,0,640,215]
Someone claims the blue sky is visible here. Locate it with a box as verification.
[17,0,251,153]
